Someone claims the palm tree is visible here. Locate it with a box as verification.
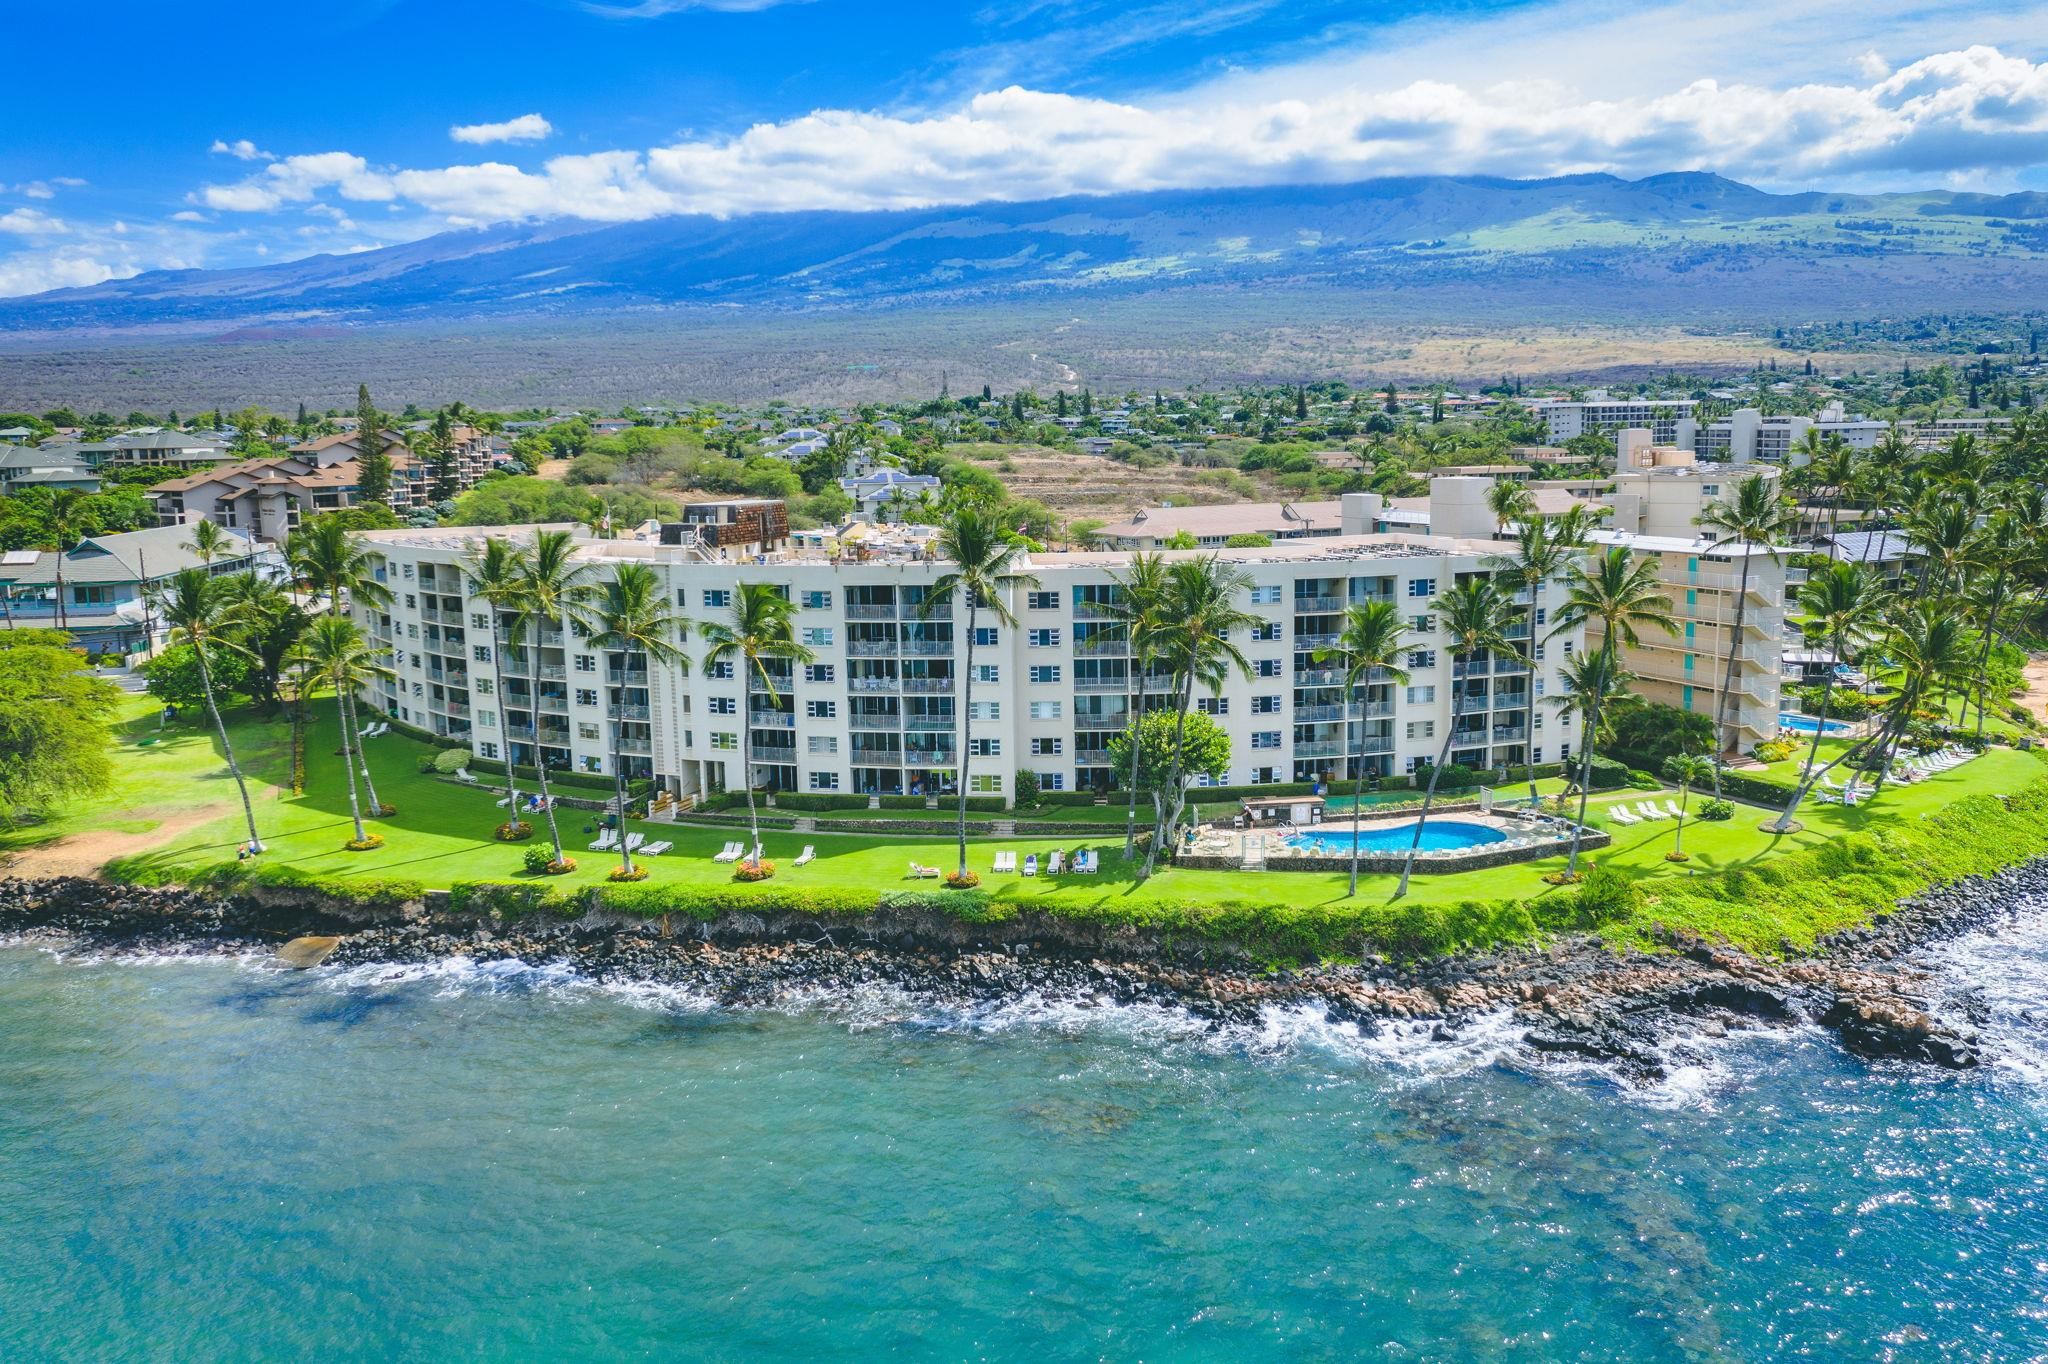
[146,568,264,854]
[45,487,92,632]
[1143,556,1257,877]
[1866,603,1974,798]
[182,518,231,566]
[702,583,814,865]
[285,514,392,619]
[1547,645,1637,793]
[1962,510,2027,740]
[1105,550,1171,857]
[1773,561,1888,831]
[1485,503,1593,805]
[927,506,1037,881]
[582,563,690,879]
[1695,473,1794,792]
[1485,479,1533,534]
[1661,751,1714,859]
[513,529,596,866]
[1313,600,1409,896]
[461,536,531,826]
[1397,578,1515,896]
[1904,495,1975,597]
[1550,547,1678,876]
[300,615,394,847]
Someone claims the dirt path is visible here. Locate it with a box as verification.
[3,805,230,879]
[2023,655,2048,726]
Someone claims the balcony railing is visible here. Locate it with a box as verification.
[536,694,569,713]
[1072,601,1118,621]
[537,664,566,682]
[748,711,795,729]
[901,601,950,621]
[1294,633,1340,652]
[1453,694,1491,714]
[1293,703,1351,722]
[1073,676,1127,693]
[1293,740,1346,758]
[845,603,896,620]
[849,640,896,657]
[902,677,953,693]
[901,639,953,656]
[1074,714,1130,730]
[1294,667,1342,686]
[1491,725,1529,743]
[848,677,899,693]
[615,736,654,756]
[617,704,651,721]
[905,717,955,733]
[1074,636,1127,656]
[850,714,899,730]
[1292,594,1344,614]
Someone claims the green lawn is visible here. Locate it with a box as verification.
[71,704,2047,915]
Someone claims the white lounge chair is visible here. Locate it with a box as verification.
[590,830,619,851]
[454,769,478,784]
[793,845,816,867]
[992,851,1016,873]
[1048,850,1065,875]
[1022,853,1039,877]
[1077,850,1099,874]
[1663,800,1685,819]
[1636,800,1665,821]
[711,841,742,863]
[907,861,940,879]
[625,832,645,851]
[641,841,671,856]
[1610,807,1639,826]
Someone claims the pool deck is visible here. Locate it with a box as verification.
[1189,809,1582,866]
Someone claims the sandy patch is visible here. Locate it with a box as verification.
[2022,654,2048,726]
[3,804,231,878]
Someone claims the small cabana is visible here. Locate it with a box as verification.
[1238,794,1326,829]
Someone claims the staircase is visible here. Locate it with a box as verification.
[991,819,1017,837]
[792,817,817,833]
[1240,835,1267,871]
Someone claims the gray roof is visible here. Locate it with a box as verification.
[0,523,257,587]
[1821,530,1916,562]
[3,469,101,487]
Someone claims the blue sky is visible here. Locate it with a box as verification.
[3,0,2046,296]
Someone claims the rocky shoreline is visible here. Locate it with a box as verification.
[6,862,2047,1080]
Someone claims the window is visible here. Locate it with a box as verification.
[1027,590,1059,610]
[1251,695,1282,714]
[1408,577,1436,598]
[404,593,416,609]
[806,700,837,719]
[1407,650,1436,670]
[479,742,499,759]
[1409,614,1435,632]
[703,589,731,608]
[1250,584,1282,604]
[1559,743,1572,763]
[1197,697,1228,716]
[1251,622,1281,641]
[710,732,738,750]
[407,624,419,639]
[1256,659,1283,679]
[1027,628,1060,647]
[969,773,1002,794]
[475,677,493,696]
[471,612,489,630]
[1250,766,1282,785]
[1406,720,1435,740]
[808,735,839,754]
[801,590,832,609]
[1029,664,1063,683]
[1029,700,1063,720]
[477,710,497,730]
[1251,730,1281,749]
[1038,770,1065,792]
[473,645,492,663]
[969,738,1001,757]
[804,663,836,683]
[574,655,596,673]
[1030,737,1062,756]
[708,697,737,715]
[808,770,841,791]
[575,688,597,706]
[1534,607,1547,626]
[975,627,1001,647]
[975,664,999,684]
[578,722,600,740]
[969,701,1000,721]
[706,662,734,680]
[1406,685,1436,704]
[801,627,834,647]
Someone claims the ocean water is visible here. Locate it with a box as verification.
[4,913,2048,1361]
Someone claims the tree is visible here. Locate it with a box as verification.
[1550,547,1678,876]
[461,536,531,827]
[182,518,231,566]
[1108,709,1231,810]
[430,409,459,501]
[145,569,265,853]
[1661,752,1714,859]
[1773,560,1888,831]
[928,506,1037,880]
[1485,504,1593,805]
[1105,551,1171,858]
[512,530,596,866]
[1398,579,1514,897]
[1313,600,1410,896]
[1144,556,1257,876]
[300,615,394,846]
[0,631,119,822]
[217,573,306,709]
[143,640,252,711]
[43,487,92,631]
[581,563,690,879]
[354,384,391,506]
[285,515,392,621]
[1866,603,1973,799]
[1485,479,1533,534]
[701,583,814,867]
[1222,532,1273,548]
[1695,473,1794,791]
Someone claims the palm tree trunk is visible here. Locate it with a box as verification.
[1710,553,1754,797]
[954,605,976,878]
[1972,573,2007,742]
[1396,727,1457,897]
[1143,667,1195,878]
[54,562,66,631]
[1123,653,1146,858]
[740,715,760,860]
[1674,784,1689,856]
[527,638,565,864]
[195,638,263,853]
[613,729,636,878]
[492,616,522,818]
[343,688,386,816]
[333,677,367,843]
[1349,752,1367,898]
[1774,660,1839,831]
[1564,648,1610,877]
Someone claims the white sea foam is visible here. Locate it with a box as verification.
[1916,894,2048,1091]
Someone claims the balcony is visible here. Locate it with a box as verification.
[1074,676,1127,693]
[849,640,896,658]
[1294,667,1343,686]
[850,714,900,731]
[617,704,651,721]
[606,668,650,686]
[902,677,954,693]
[1452,694,1491,714]
[536,627,565,647]
[905,717,955,732]
[1294,703,1351,722]
[1359,700,1395,718]
[1356,735,1396,756]
[536,694,569,713]
[748,711,795,729]
[901,601,951,621]
[1294,633,1340,653]
[1292,594,1345,614]
[848,676,898,693]
[845,603,896,620]
[1074,714,1130,730]
[443,702,472,720]
[901,639,953,657]
[615,735,654,756]
[537,664,567,682]
[1073,600,1119,621]
[1294,740,1346,758]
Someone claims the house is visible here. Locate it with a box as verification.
[0,444,100,494]
[0,522,265,656]
[838,469,941,520]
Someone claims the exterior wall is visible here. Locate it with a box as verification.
[353,530,1590,802]
[1534,400,1697,446]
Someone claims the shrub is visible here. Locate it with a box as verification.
[1695,798,1735,821]
[1013,769,1042,808]
[522,845,555,875]
[1607,703,1717,772]
[733,859,775,882]
[1752,739,1798,764]
[770,792,869,812]
[495,820,532,841]
[416,755,440,774]
[344,834,385,852]
[433,748,472,774]
[1573,864,1640,926]
[1625,769,1661,790]
[608,865,650,882]
[1584,756,1629,789]
[945,869,981,889]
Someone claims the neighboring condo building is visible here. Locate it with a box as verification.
[1692,401,1890,466]
[351,515,1590,804]
[1528,397,1698,446]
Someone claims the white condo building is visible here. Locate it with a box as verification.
[1529,398,1698,446]
[350,521,1591,803]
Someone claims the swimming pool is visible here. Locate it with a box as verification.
[1779,712,1854,735]
[1284,820,1506,855]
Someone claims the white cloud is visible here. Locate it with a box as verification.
[0,248,125,296]
[210,138,274,161]
[450,113,555,145]
[583,0,813,16]
[185,40,2048,226]
[171,209,208,222]
[0,208,69,237]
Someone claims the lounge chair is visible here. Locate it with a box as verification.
[1610,807,1639,826]
[1022,853,1039,877]
[907,861,940,879]
[1048,850,1065,875]
[1636,800,1665,821]
[711,841,742,863]
[1076,850,1099,874]
[1663,800,1685,819]
[992,851,1016,873]
[793,845,816,867]
[590,830,619,851]
[641,841,671,856]
[454,768,478,784]
[625,832,645,851]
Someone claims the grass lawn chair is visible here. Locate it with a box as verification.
[793,845,816,867]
